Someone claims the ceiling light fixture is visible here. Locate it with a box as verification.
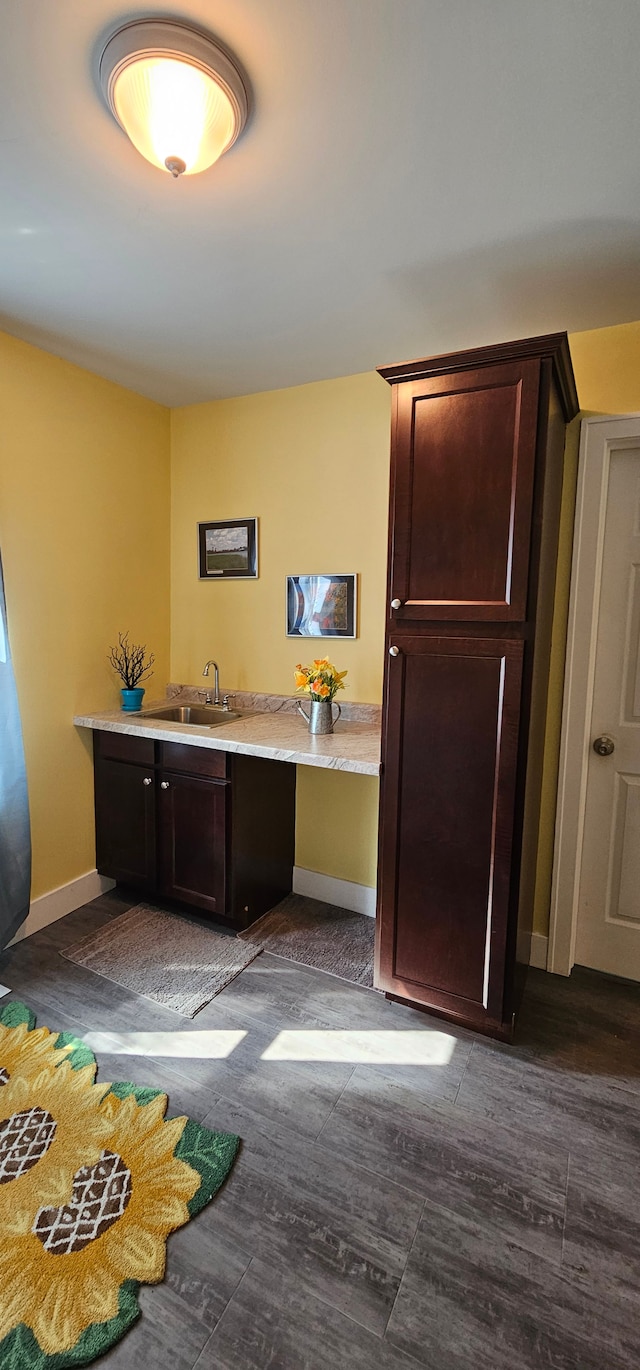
[99,18,249,178]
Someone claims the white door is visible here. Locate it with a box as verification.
[575,442,640,977]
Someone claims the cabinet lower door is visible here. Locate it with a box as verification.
[158,773,227,914]
[376,636,523,1033]
[94,759,156,889]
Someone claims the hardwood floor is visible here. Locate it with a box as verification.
[1,889,639,1369]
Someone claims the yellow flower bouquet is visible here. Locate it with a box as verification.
[294,658,347,702]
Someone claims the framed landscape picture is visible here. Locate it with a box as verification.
[198,518,258,579]
[286,574,357,638]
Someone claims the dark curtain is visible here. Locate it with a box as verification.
[0,553,31,949]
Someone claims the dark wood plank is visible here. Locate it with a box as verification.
[164,1218,251,1334]
[317,1069,568,1262]
[456,1037,640,1169]
[197,1259,425,1370]
[386,1201,639,1370]
[197,1096,424,1338]
[562,1156,640,1304]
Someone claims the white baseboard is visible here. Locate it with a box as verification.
[292,867,376,918]
[530,933,549,969]
[9,871,116,946]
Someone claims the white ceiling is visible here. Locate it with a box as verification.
[1,0,640,405]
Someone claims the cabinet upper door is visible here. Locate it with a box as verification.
[389,359,541,621]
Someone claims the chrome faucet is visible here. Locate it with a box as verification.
[202,660,221,706]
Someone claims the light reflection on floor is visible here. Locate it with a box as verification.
[83,1029,247,1058]
[81,1026,456,1065]
[261,1029,457,1064]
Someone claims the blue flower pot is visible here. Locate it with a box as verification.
[120,688,145,712]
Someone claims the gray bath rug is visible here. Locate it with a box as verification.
[239,893,375,988]
[62,905,260,1016]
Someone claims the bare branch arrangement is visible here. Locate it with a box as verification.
[108,632,155,690]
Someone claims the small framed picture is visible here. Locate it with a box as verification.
[198,518,258,579]
[286,574,357,638]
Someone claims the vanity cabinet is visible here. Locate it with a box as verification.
[376,334,579,1039]
[93,730,295,929]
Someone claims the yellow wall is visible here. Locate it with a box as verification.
[170,372,390,885]
[569,320,640,415]
[0,331,170,904]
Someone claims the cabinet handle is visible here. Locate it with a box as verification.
[389,645,400,657]
[391,598,402,609]
[142,776,153,786]
[160,780,170,790]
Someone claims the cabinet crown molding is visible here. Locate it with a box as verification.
[377,331,579,424]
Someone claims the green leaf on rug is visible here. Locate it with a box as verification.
[176,1118,241,1216]
[0,1000,36,1030]
[53,1031,97,1073]
[107,1079,166,1108]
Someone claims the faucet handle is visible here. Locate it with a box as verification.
[222,694,234,711]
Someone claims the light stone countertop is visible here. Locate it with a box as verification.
[73,691,382,777]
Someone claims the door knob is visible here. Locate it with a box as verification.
[389,645,400,657]
[593,735,615,756]
[391,598,402,609]
[160,780,170,789]
[142,776,153,786]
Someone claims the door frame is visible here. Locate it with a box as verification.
[549,413,640,975]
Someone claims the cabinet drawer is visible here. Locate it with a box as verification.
[159,741,228,780]
[95,731,155,766]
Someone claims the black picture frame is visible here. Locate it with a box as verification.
[286,574,357,638]
[198,518,258,580]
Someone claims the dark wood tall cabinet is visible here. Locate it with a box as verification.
[375,334,579,1040]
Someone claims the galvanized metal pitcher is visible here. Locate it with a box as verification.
[297,699,342,735]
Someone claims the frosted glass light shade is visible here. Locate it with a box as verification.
[100,20,248,178]
[113,57,236,175]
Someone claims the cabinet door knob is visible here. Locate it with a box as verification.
[142,776,153,786]
[160,780,170,790]
[391,598,402,609]
[389,645,400,657]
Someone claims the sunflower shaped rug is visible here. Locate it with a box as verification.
[0,1000,239,1367]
